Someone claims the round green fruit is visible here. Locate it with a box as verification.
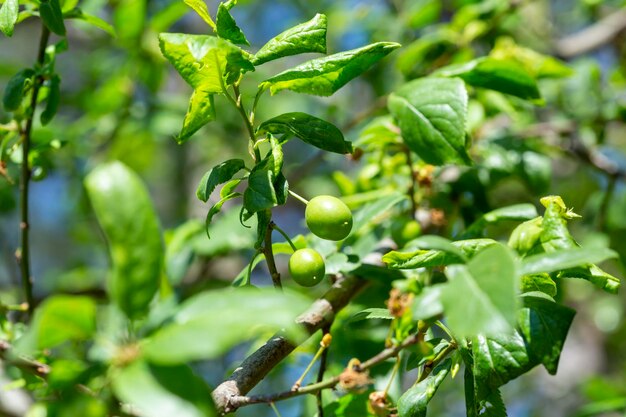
[305,196,353,241]
[288,248,326,287]
[390,218,422,247]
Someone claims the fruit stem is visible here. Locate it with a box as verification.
[292,333,331,391]
[382,353,401,398]
[270,222,297,252]
[288,190,309,205]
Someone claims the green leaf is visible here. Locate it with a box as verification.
[473,294,574,400]
[243,168,277,216]
[215,2,248,45]
[143,287,308,363]
[491,37,573,79]
[473,332,536,401]
[388,77,470,166]
[159,33,254,92]
[557,264,621,294]
[85,161,163,320]
[520,274,556,296]
[350,192,406,236]
[34,295,96,349]
[40,74,61,125]
[520,247,618,276]
[464,204,538,238]
[2,68,34,111]
[0,0,18,37]
[205,189,241,238]
[63,8,116,36]
[507,217,543,255]
[348,308,393,323]
[177,88,215,142]
[441,243,518,338]
[113,0,145,43]
[435,58,541,101]
[257,112,352,154]
[259,41,400,96]
[183,0,215,29]
[196,159,245,202]
[252,13,327,66]
[39,0,66,35]
[404,235,468,262]
[398,359,451,417]
[478,389,508,417]
[412,285,444,320]
[518,293,575,374]
[165,220,204,285]
[383,238,497,269]
[112,361,216,417]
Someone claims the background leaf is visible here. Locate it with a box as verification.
[0,0,18,36]
[85,161,163,320]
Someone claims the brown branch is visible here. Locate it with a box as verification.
[0,340,50,378]
[263,217,282,290]
[211,274,368,414]
[555,8,626,58]
[17,25,51,319]
[225,331,423,411]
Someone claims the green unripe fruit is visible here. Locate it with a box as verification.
[288,248,326,287]
[305,196,353,241]
[390,218,422,247]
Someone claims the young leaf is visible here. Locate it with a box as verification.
[259,41,400,96]
[440,243,518,338]
[2,68,34,111]
[257,112,352,154]
[520,247,618,276]
[158,33,254,93]
[159,33,253,140]
[518,293,575,374]
[205,190,241,238]
[435,58,541,101]
[85,161,163,320]
[348,308,393,323]
[252,13,327,66]
[403,235,468,262]
[383,238,497,269]
[0,0,18,37]
[196,159,245,202]
[463,204,538,238]
[183,0,215,30]
[177,88,215,142]
[40,74,61,125]
[143,287,309,363]
[397,359,451,417]
[112,361,217,417]
[388,77,470,166]
[412,285,444,320]
[215,2,248,46]
[520,274,556,296]
[39,0,66,36]
[63,8,116,36]
[243,168,278,216]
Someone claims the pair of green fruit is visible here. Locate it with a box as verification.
[288,196,353,287]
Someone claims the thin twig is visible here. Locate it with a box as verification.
[212,275,368,413]
[555,8,626,58]
[0,340,50,378]
[316,325,331,417]
[16,25,51,319]
[226,331,423,411]
[403,146,418,219]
